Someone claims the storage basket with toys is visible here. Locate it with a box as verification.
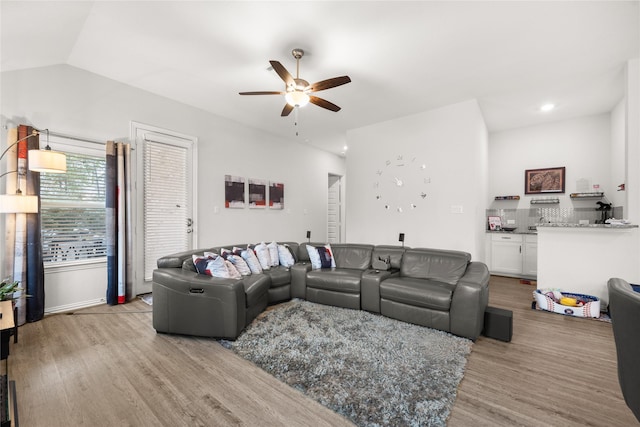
[533,289,601,318]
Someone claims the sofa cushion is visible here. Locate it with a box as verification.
[306,269,363,293]
[372,245,406,270]
[242,275,270,307]
[380,277,455,311]
[400,249,470,285]
[263,266,291,288]
[331,244,374,270]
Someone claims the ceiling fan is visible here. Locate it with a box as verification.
[239,48,351,117]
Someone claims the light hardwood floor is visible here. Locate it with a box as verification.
[6,276,639,426]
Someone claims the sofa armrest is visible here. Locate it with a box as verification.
[152,269,246,338]
[290,262,312,299]
[449,262,490,340]
[361,269,399,313]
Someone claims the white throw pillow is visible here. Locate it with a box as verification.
[206,255,231,278]
[228,254,251,276]
[241,249,263,274]
[306,244,336,270]
[306,244,322,270]
[325,243,337,268]
[254,242,272,270]
[192,253,214,275]
[225,260,241,279]
[277,244,295,268]
[267,241,280,266]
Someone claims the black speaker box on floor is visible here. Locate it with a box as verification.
[482,306,513,342]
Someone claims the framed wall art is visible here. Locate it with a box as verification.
[269,181,284,210]
[224,175,245,208]
[525,167,565,194]
[248,178,267,209]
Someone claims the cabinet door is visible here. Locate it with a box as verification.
[491,240,523,274]
[523,241,538,276]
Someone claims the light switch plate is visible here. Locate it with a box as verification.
[450,205,463,214]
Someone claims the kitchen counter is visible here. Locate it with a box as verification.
[537,224,639,306]
[536,223,638,229]
[487,222,639,235]
[486,230,537,235]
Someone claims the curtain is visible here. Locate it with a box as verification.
[3,125,45,324]
[105,141,133,305]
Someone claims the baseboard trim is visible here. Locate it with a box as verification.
[45,298,106,315]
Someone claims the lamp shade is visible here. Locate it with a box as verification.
[28,149,67,173]
[0,194,38,213]
[285,91,310,107]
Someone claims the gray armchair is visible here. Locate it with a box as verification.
[607,277,640,422]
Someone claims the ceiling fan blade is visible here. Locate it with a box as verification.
[306,76,351,92]
[309,96,341,112]
[270,60,295,87]
[239,91,284,95]
[281,103,294,117]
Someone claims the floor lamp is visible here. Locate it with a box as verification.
[0,128,67,213]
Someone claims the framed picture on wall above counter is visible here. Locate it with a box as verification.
[525,166,565,195]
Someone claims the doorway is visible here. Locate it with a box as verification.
[131,122,197,295]
[328,174,343,243]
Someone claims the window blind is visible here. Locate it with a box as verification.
[40,153,107,263]
[143,139,189,281]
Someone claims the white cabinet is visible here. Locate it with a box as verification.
[490,234,523,275]
[523,235,538,276]
[489,233,537,278]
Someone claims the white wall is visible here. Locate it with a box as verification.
[1,64,345,312]
[345,99,488,260]
[610,99,626,208]
[488,114,612,210]
[625,58,640,223]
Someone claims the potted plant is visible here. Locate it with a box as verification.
[0,278,23,302]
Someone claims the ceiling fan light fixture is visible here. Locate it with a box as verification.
[540,103,555,112]
[285,91,310,107]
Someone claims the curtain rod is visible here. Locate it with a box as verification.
[45,130,106,146]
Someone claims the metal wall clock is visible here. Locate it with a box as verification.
[374,155,430,212]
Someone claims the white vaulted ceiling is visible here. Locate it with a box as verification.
[1,1,638,154]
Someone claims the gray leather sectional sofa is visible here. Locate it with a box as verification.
[152,241,490,341]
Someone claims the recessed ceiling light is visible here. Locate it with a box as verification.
[343,145,348,151]
[540,103,555,112]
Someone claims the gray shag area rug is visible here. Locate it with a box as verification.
[221,299,472,426]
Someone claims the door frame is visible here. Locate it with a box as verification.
[130,121,198,295]
[327,173,344,243]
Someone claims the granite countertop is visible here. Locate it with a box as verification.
[536,223,638,229]
[486,229,537,235]
[487,222,639,234]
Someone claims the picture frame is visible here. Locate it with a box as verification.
[269,181,284,210]
[524,167,565,194]
[488,216,502,231]
[224,175,245,208]
[248,178,267,209]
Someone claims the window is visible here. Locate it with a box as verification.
[40,147,106,264]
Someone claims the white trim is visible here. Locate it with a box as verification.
[46,133,105,157]
[44,297,106,315]
[44,259,107,273]
[130,121,198,296]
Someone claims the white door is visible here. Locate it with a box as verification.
[328,174,342,243]
[132,122,197,295]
